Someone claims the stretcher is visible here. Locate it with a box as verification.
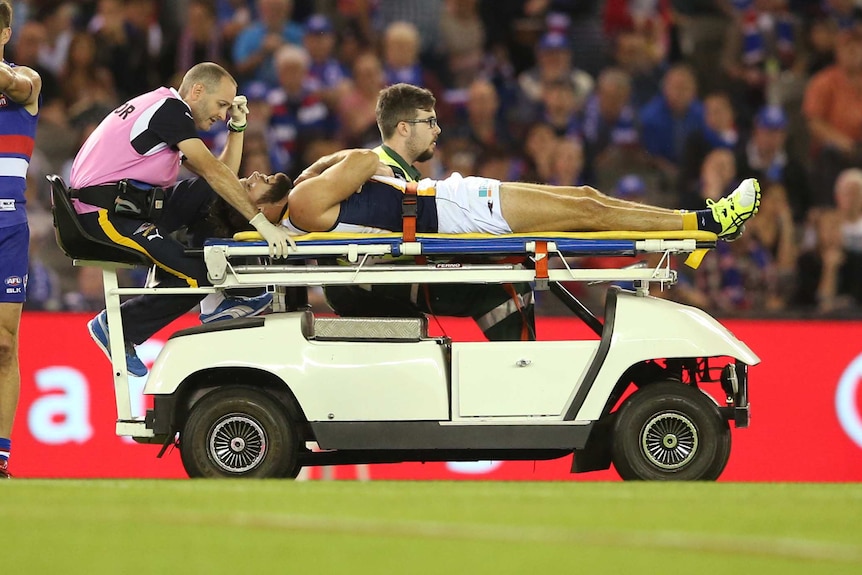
[49,173,757,481]
[203,230,717,303]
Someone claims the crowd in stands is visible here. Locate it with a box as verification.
[10,0,862,319]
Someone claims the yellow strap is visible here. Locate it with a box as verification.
[684,249,709,269]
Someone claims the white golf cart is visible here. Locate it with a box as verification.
[50,175,758,480]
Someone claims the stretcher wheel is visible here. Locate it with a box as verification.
[611,381,731,481]
[180,387,298,478]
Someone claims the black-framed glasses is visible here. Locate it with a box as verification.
[403,117,438,129]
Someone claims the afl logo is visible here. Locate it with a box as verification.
[836,353,862,449]
[4,276,22,287]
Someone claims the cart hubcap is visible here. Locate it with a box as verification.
[209,414,267,473]
[641,412,698,470]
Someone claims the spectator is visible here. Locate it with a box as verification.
[232,0,303,90]
[448,78,516,159]
[60,32,117,116]
[519,121,557,183]
[803,26,862,205]
[833,168,862,298]
[548,137,586,186]
[62,267,105,312]
[215,0,255,51]
[805,16,838,76]
[748,181,798,302]
[639,63,705,184]
[668,0,734,95]
[580,66,642,185]
[736,104,811,221]
[302,14,349,109]
[7,18,58,104]
[35,2,76,78]
[439,0,486,88]
[124,0,163,86]
[267,44,337,177]
[380,20,449,120]
[516,32,593,124]
[337,51,385,148]
[376,0,443,64]
[835,167,862,253]
[683,147,738,211]
[88,0,153,99]
[612,28,666,109]
[678,91,740,206]
[793,208,858,313]
[539,77,582,139]
[721,1,807,125]
[163,0,231,79]
[689,230,784,314]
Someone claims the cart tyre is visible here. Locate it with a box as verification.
[611,381,731,481]
[181,387,298,478]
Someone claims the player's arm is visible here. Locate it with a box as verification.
[0,61,41,109]
[288,148,379,230]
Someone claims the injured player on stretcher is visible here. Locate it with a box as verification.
[222,148,761,242]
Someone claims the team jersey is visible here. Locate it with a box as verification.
[285,175,439,234]
[374,145,421,182]
[70,87,198,191]
[0,60,39,228]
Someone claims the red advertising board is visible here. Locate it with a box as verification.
[11,312,862,481]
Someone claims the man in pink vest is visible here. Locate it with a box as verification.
[69,62,294,378]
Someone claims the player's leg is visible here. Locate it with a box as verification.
[499,183,686,232]
[513,182,677,215]
[0,301,22,477]
[500,179,761,236]
[0,222,28,477]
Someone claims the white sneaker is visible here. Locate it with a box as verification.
[199,293,273,323]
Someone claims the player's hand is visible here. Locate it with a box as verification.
[294,169,319,185]
[228,95,249,131]
[249,213,296,257]
[374,162,395,177]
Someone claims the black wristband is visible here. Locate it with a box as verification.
[228,122,246,133]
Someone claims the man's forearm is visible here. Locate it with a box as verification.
[0,62,39,105]
[203,159,257,221]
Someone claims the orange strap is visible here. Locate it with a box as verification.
[401,181,426,264]
[402,181,419,242]
[534,241,549,283]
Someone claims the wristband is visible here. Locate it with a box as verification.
[228,121,247,133]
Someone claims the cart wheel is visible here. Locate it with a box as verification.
[181,387,298,478]
[611,381,731,481]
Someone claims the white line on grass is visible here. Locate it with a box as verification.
[159,510,862,564]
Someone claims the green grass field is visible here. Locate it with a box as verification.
[4,481,861,574]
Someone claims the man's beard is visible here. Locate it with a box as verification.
[416,146,435,162]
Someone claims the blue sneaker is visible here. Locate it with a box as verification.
[87,310,148,377]
[199,292,273,323]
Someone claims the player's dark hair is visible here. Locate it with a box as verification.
[208,174,293,236]
[0,1,13,30]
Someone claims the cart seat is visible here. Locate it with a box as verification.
[48,174,150,266]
